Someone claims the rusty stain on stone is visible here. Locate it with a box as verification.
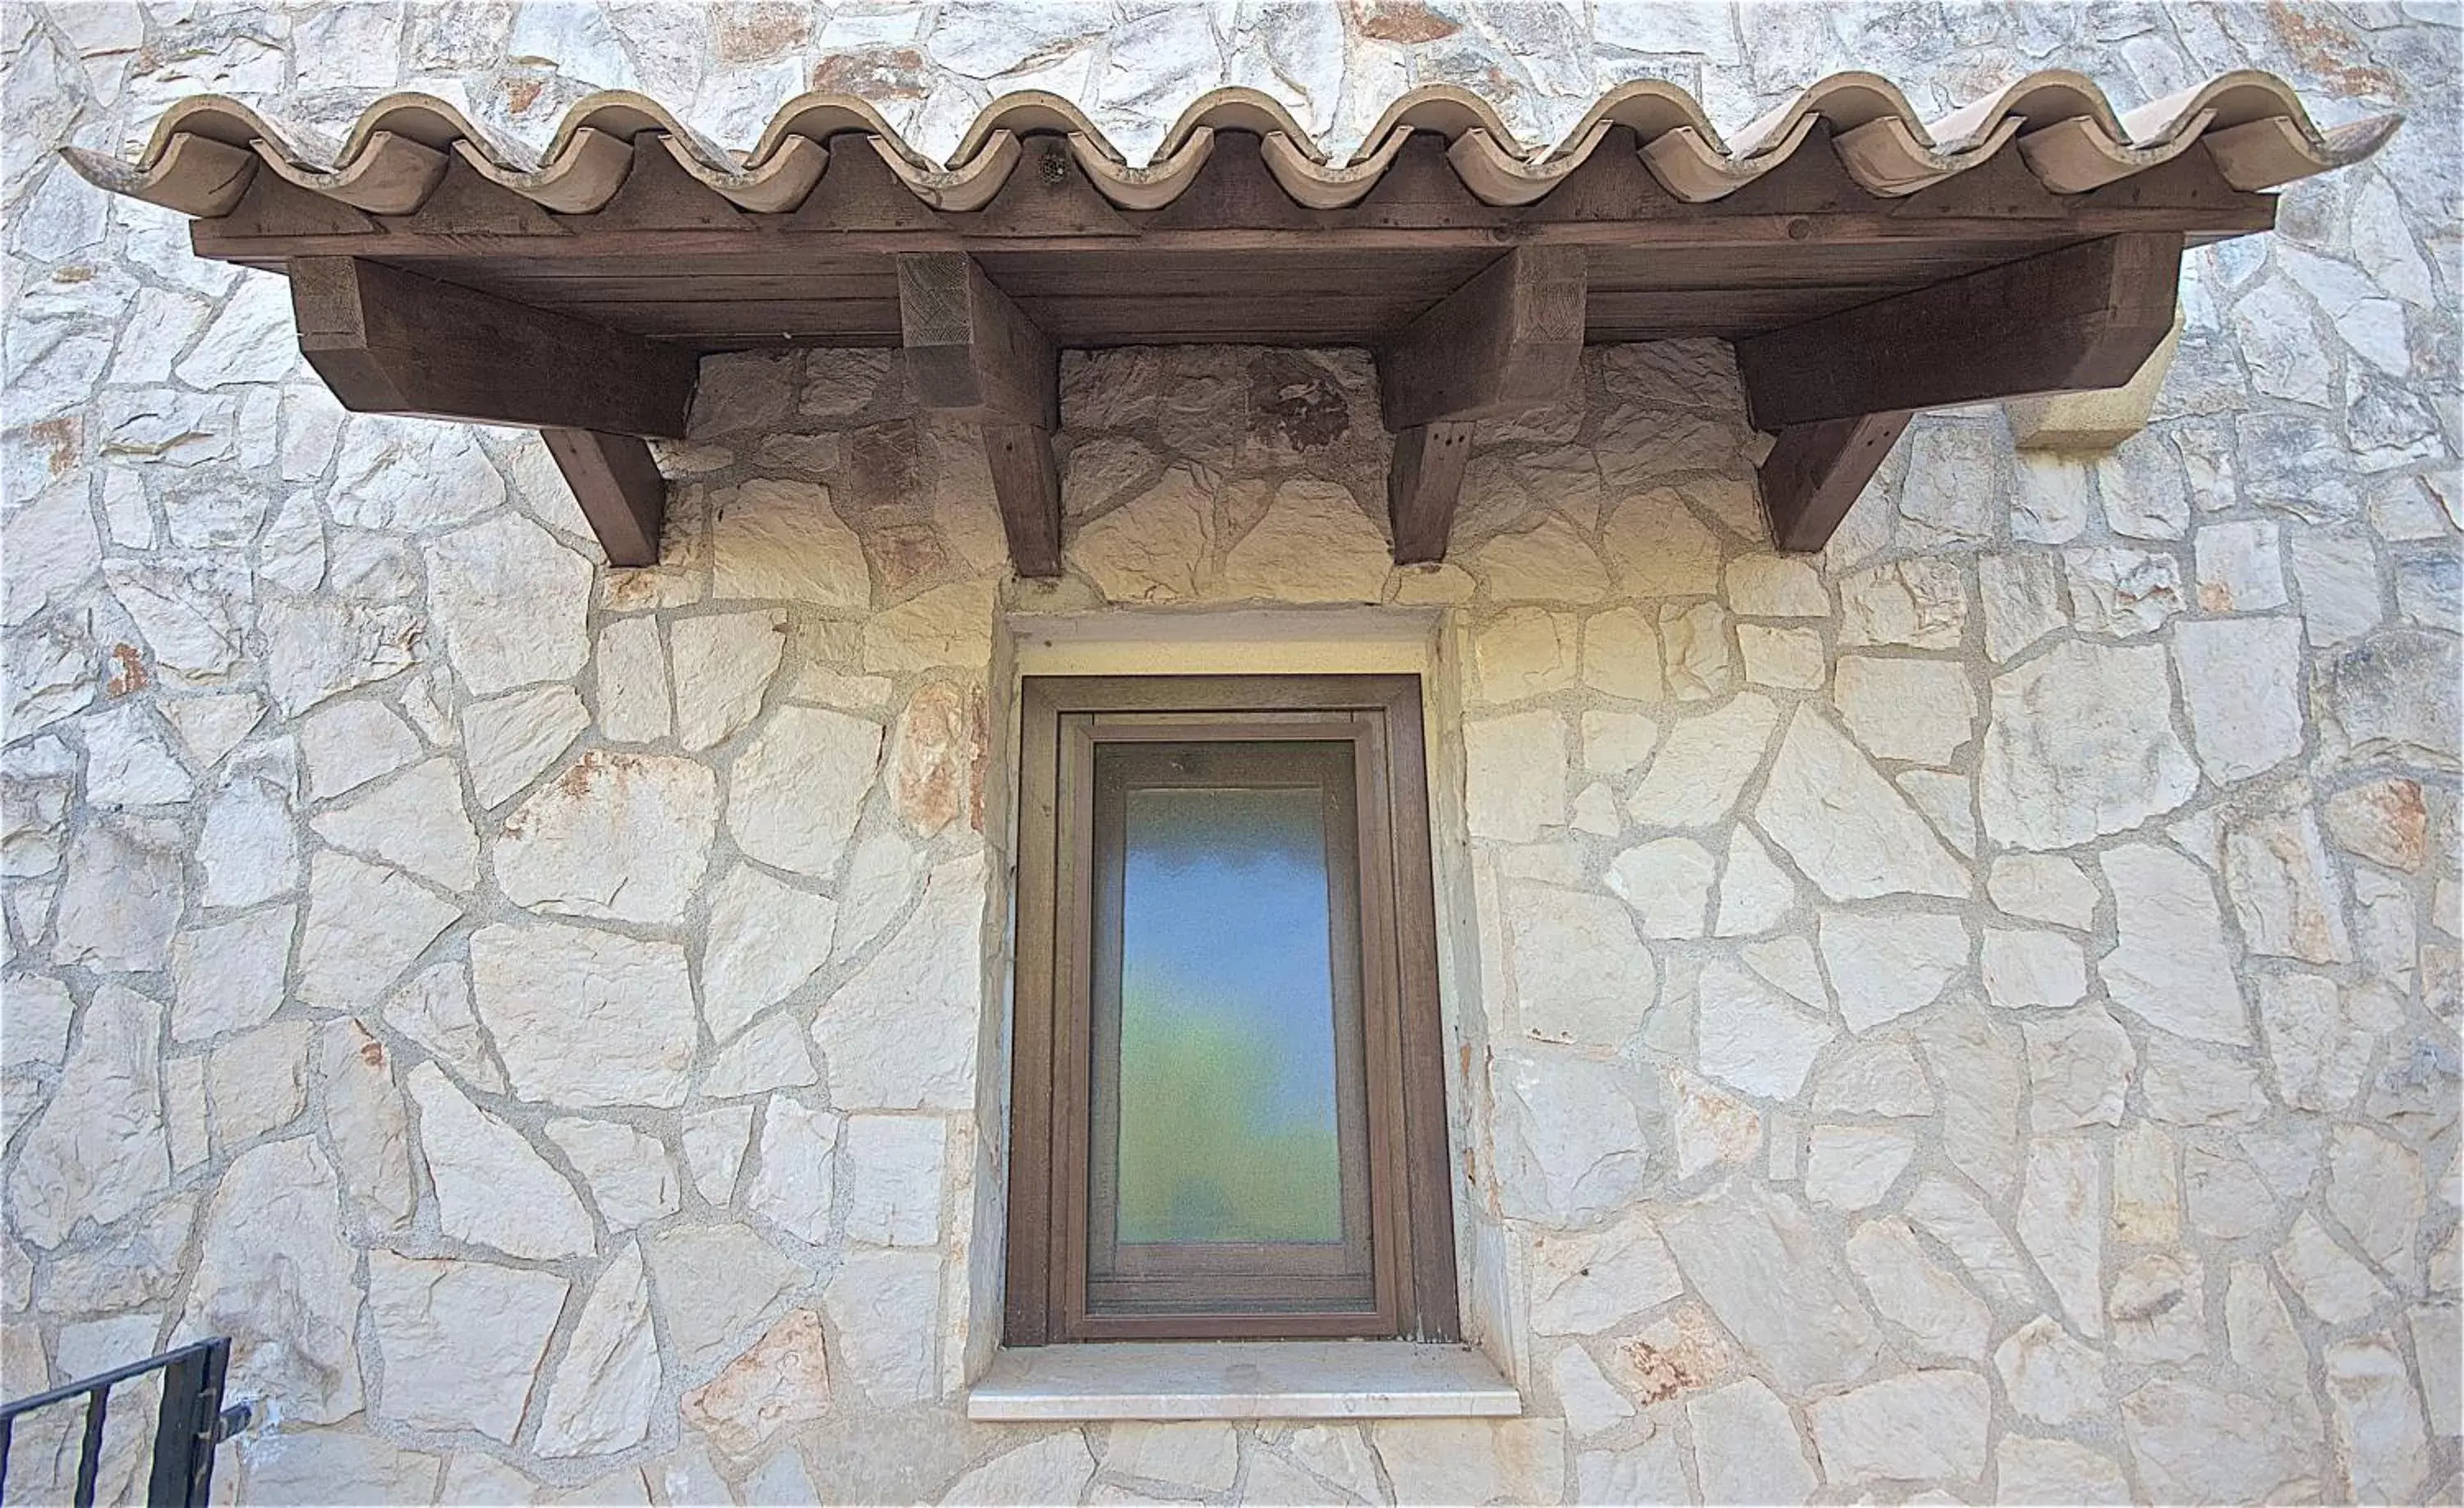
[106,644,146,697]
[716,2,811,62]
[30,416,77,476]
[1356,1,1461,44]
[2264,2,2395,96]
[864,525,950,598]
[811,48,928,100]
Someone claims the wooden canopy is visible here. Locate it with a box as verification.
[69,74,2395,572]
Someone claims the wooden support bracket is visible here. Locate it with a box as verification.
[1374,247,1585,563]
[542,430,667,567]
[1389,422,1474,565]
[287,255,696,565]
[896,252,1063,577]
[1757,412,1914,553]
[1738,231,2185,553]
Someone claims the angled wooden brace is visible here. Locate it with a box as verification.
[1375,246,1587,563]
[1736,232,2183,553]
[287,255,695,566]
[895,253,1063,577]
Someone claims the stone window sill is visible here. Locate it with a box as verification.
[966,1341,1520,1422]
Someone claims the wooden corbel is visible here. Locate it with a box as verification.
[1735,232,2183,553]
[286,256,694,566]
[894,252,1063,577]
[1374,246,1587,563]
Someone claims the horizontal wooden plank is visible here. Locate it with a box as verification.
[536,299,906,337]
[196,200,2274,265]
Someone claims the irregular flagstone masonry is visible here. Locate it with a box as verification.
[2,3,2460,1505]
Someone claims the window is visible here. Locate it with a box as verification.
[1006,675,1459,1344]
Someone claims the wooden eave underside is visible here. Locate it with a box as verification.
[194,126,2273,352]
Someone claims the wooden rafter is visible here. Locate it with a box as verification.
[896,252,1062,577]
[1374,246,1585,563]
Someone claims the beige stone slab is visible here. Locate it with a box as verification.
[966,1342,1519,1422]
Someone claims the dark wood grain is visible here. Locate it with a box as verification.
[984,421,1062,579]
[1757,411,1915,553]
[895,252,1057,425]
[286,255,696,437]
[1376,246,1586,430]
[540,429,666,566]
[1388,421,1473,565]
[1735,231,2185,430]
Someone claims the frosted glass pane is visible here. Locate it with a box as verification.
[1115,784,1343,1246]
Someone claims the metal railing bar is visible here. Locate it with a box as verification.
[69,1388,107,1508]
[0,1337,241,1508]
[0,1341,223,1424]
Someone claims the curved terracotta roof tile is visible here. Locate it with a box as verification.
[63,71,2397,222]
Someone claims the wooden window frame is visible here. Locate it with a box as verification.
[1006,674,1460,1345]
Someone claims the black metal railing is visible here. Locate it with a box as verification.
[0,1338,249,1508]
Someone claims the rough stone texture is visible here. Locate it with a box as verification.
[3,8,2457,1503]
[533,1242,660,1458]
[365,1251,567,1444]
[1979,641,2199,850]
[404,1064,594,1261]
[494,752,719,925]
[1757,706,1970,901]
[724,705,883,876]
[1806,1369,1990,1485]
[2099,843,2252,1044]
[469,921,698,1108]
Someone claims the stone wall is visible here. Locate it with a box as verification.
[2,3,2458,1504]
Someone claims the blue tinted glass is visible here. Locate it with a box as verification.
[1115,784,1343,1245]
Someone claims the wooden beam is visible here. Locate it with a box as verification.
[895,252,1057,425]
[1735,231,2183,430]
[895,252,1063,577]
[1375,246,1586,431]
[1368,246,1584,564]
[287,256,696,437]
[985,423,1063,579]
[1388,422,1473,563]
[541,430,667,567]
[1757,412,1913,554]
